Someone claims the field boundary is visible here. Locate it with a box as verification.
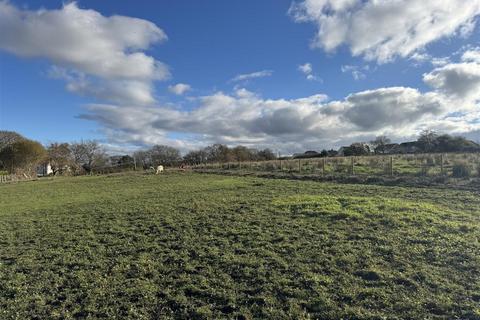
[190,152,480,179]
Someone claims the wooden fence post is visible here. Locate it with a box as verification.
[298,159,301,172]
[322,158,325,176]
[351,157,355,175]
[390,156,394,176]
[440,154,444,175]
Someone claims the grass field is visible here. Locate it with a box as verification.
[0,172,479,319]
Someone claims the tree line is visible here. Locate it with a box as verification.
[0,132,109,176]
[0,131,277,176]
[133,144,276,168]
[293,130,480,158]
[1,129,478,177]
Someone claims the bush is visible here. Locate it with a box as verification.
[452,162,472,178]
[0,139,46,176]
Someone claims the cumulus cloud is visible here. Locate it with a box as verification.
[338,88,445,130]
[0,1,169,105]
[423,63,480,102]
[78,86,466,154]
[289,0,480,63]
[168,83,192,95]
[231,70,273,82]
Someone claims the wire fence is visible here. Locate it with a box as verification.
[190,153,480,178]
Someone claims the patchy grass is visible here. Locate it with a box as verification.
[0,172,479,319]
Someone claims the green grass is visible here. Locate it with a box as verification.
[0,172,479,319]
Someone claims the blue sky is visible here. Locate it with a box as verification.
[1,0,480,154]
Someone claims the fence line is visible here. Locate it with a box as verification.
[0,174,36,184]
[190,152,480,178]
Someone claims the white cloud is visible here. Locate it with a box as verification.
[0,1,169,105]
[431,57,451,67]
[168,83,192,95]
[298,63,313,75]
[462,47,480,63]
[290,0,480,63]
[231,70,273,82]
[423,62,480,102]
[298,62,321,81]
[78,85,470,154]
[341,65,367,80]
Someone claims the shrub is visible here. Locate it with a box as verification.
[452,161,472,178]
[0,139,46,176]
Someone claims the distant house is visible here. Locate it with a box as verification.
[397,141,420,154]
[379,143,400,154]
[337,147,347,156]
[293,150,321,159]
[37,162,53,176]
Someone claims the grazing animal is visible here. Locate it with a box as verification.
[155,165,164,174]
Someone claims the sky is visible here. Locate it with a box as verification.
[1,0,480,155]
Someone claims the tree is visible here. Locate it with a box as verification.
[47,143,72,175]
[70,140,107,173]
[257,148,276,161]
[117,155,134,166]
[204,144,230,163]
[133,150,153,169]
[183,150,208,165]
[326,149,338,157]
[435,134,480,152]
[417,130,438,152]
[149,145,182,166]
[231,146,251,162]
[371,135,391,154]
[0,131,24,152]
[343,143,371,156]
[0,139,46,176]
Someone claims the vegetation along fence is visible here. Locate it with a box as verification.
[0,174,36,184]
[191,153,480,178]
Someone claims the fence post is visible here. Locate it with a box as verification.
[322,158,325,176]
[298,159,301,172]
[390,156,394,176]
[440,154,444,175]
[351,157,355,175]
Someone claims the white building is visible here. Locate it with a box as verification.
[37,162,53,176]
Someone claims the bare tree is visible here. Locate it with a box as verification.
[183,150,208,165]
[417,130,438,152]
[47,143,72,175]
[70,140,107,173]
[371,135,391,154]
[133,150,153,169]
[149,145,182,166]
